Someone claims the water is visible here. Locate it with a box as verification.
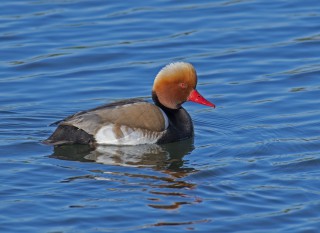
[1,0,320,232]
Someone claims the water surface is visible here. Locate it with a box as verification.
[1,0,320,232]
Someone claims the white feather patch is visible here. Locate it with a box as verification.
[95,124,163,145]
[159,108,169,129]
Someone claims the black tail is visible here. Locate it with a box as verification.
[44,125,95,146]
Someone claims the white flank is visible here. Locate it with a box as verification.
[95,124,163,145]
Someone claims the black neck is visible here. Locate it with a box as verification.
[152,91,180,113]
[152,91,193,143]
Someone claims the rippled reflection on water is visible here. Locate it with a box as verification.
[50,139,194,170]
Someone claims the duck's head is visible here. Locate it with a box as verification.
[152,62,215,109]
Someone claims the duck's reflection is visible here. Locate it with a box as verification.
[50,138,195,172]
[50,139,200,212]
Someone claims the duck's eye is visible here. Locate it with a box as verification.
[179,82,188,89]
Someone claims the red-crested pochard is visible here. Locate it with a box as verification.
[45,62,215,146]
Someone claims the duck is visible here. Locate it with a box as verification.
[44,62,215,147]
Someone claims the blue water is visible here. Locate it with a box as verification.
[1,0,320,232]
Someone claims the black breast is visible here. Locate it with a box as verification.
[157,107,194,144]
[152,91,194,144]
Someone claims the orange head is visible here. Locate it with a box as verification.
[152,62,215,109]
